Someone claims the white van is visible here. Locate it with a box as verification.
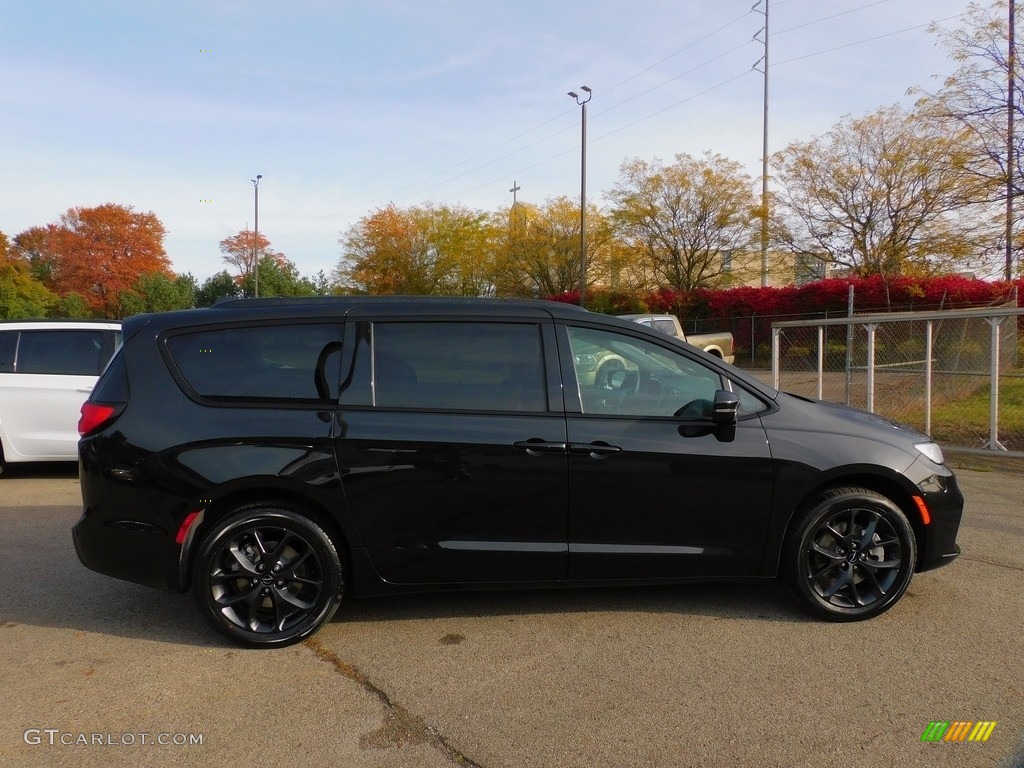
[0,321,121,470]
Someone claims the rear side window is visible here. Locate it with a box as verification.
[16,330,106,375]
[166,324,342,401]
[369,322,547,412]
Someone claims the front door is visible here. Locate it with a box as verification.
[560,324,774,580]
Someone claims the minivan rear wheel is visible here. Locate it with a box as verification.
[782,487,916,621]
[192,505,344,647]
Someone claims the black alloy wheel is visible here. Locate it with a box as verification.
[783,487,916,621]
[192,506,344,647]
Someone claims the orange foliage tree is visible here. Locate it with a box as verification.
[18,204,172,317]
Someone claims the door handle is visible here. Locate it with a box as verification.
[569,441,622,459]
[513,439,568,457]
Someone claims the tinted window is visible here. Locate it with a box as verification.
[17,330,106,375]
[166,324,342,401]
[371,322,547,412]
[569,326,721,417]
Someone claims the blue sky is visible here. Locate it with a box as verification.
[2,0,976,282]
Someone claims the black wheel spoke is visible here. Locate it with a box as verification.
[822,567,852,598]
[226,544,257,574]
[857,513,880,549]
[811,542,843,561]
[274,585,316,611]
[251,529,270,557]
[215,581,261,607]
[810,561,839,580]
[858,565,886,596]
[864,556,901,570]
[266,531,300,564]
[277,549,314,579]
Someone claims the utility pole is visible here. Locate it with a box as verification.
[1007,0,1016,281]
[753,0,770,287]
[568,86,592,308]
[252,174,262,297]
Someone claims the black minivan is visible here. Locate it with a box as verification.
[74,297,963,647]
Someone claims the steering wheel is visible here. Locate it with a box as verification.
[595,359,625,389]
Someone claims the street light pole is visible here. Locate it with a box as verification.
[252,174,262,298]
[568,86,591,308]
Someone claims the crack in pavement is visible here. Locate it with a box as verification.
[304,637,485,767]
[960,554,1024,573]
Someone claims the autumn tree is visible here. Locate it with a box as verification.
[219,229,282,278]
[13,204,172,317]
[608,153,758,291]
[915,0,1023,277]
[773,105,986,281]
[337,203,497,295]
[492,197,613,297]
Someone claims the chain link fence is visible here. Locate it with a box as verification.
[766,306,1023,453]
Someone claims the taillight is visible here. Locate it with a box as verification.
[78,402,124,437]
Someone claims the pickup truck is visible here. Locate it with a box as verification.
[618,314,735,364]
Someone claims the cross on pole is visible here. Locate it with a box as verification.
[509,181,521,204]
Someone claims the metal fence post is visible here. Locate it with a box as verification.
[987,317,1007,450]
[817,325,824,400]
[924,320,933,437]
[771,326,781,390]
[845,285,854,406]
[864,323,878,413]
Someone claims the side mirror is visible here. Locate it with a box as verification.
[710,390,740,425]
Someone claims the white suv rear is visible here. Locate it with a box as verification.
[0,321,121,469]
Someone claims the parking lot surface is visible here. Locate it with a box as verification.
[1,463,1021,768]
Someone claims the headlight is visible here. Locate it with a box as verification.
[915,442,944,465]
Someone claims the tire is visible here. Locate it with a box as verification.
[191,505,344,648]
[782,487,916,622]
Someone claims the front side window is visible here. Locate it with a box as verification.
[370,322,547,412]
[166,324,342,401]
[16,330,106,375]
[569,326,721,418]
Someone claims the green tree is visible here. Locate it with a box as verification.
[0,231,57,318]
[196,270,242,307]
[117,272,197,317]
[608,153,758,291]
[51,292,92,319]
[239,254,321,298]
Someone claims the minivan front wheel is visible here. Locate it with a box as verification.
[192,506,344,647]
[783,487,916,621]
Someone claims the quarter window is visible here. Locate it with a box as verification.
[166,324,342,401]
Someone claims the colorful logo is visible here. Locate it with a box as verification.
[921,721,996,742]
